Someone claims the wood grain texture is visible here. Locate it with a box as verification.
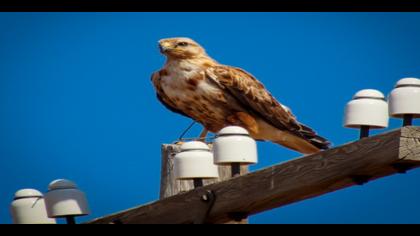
[86,127,420,224]
[400,126,420,162]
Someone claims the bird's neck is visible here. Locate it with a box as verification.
[164,56,217,70]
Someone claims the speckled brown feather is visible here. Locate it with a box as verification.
[151,71,190,119]
[206,66,300,131]
[206,65,330,150]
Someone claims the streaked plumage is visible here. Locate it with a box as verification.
[151,37,330,154]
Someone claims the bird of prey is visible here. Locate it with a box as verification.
[151,37,330,154]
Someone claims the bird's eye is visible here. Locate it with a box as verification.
[177,42,189,47]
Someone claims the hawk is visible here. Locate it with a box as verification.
[151,37,330,154]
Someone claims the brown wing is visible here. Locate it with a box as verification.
[151,71,190,119]
[206,65,330,150]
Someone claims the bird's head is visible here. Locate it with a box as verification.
[158,37,206,59]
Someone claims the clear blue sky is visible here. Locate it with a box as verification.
[1,12,420,224]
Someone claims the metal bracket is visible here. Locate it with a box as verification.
[351,175,372,185]
[194,190,216,224]
[391,163,416,174]
[110,219,123,224]
[227,212,249,222]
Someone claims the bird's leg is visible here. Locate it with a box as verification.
[198,128,208,141]
[175,128,208,145]
[175,121,197,145]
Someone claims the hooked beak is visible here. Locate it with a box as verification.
[158,41,171,54]
[159,44,167,53]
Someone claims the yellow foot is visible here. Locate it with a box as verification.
[174,141,185,146]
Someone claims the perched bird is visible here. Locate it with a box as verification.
[151,37,330,154]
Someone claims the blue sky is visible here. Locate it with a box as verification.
[0,12,419,224]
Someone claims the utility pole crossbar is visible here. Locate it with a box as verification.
[86,126,420,224]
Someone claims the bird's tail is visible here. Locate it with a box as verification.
[252,118,331,155]
[298,124,331,151]
[271,124,331,155]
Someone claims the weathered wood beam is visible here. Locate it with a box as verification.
[86,126,420,224]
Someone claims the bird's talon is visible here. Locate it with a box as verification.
[174,141,185,146]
